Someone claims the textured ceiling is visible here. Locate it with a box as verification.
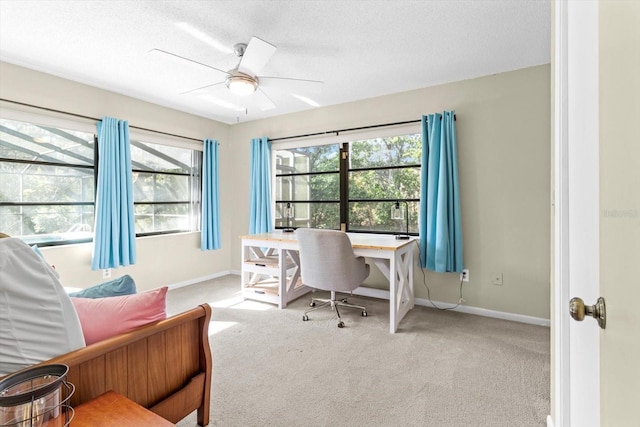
[0,0,550,125]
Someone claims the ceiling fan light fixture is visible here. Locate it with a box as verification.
[226,72,258,96]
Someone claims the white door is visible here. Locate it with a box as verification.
[553,1,600,425]
[554,1,640,426]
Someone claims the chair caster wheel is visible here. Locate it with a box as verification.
[362,311,368,317]
[337,321,345,328]
[309,302,316,307]
[302,315,309,321]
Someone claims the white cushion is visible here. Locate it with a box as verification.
[0,237,85,376]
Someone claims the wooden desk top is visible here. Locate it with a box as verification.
[68,390,175,427]
[240,230,414,251]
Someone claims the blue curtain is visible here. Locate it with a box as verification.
[419,111,464,272]
[92,117,136,270]
[201,139,221,250]
[249,137,273,234]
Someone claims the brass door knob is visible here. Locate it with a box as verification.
[569,297,606,329]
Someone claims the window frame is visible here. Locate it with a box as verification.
[127,134,203,237]
[272,123,422,235]
[0,108,203,246]
[0,109,98,246]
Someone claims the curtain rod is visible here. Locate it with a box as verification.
[0,98,203,143]
[268,115,456,143]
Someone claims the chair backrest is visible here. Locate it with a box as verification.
[296,228,369,293]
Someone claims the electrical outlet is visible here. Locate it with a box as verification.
[491,273,503,286]
[460,269,469,282]
[102,268,112,279]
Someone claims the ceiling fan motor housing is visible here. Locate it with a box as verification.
[225,70,258,95]
[233,43,247,57]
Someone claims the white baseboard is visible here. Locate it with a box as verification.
[431,299,551,327]
[173,273,550,327]
[353,286,550,327]
[168,270,234,290]
[546,415,554,427]
[352,286,391,300]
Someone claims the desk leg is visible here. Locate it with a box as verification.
[241,243,249,298]
[386,246,415,333]
[283,250,311,308]
[368,247,414,333]
[278,248,286,309]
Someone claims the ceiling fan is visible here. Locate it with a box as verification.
[149,37,323,112]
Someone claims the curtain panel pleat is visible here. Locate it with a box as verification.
[201,139,221,250]
[92,117,136,270]
[249,137,273,234]
[419,111,464,272]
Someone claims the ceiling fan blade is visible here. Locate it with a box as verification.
[148,48,229,75]
[253,88,276,111]
[259,76,324,95]
[195,85,245,111]
[237,37,276,77]
[180,81,225,95]
[207,98,245,112]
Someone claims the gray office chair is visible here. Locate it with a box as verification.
[296,228,370,328]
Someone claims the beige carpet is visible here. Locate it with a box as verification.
[169,275,549,427]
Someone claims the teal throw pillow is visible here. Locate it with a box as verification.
[68,274,137,298]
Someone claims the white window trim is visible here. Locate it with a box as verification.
[0,107,96,134]
[129,128,203,152]
[271,123,421,150]
[1,107,204,152]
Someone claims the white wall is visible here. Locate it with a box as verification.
[229,65,552,319]
[0,61,232,291]
[0,61,551,319]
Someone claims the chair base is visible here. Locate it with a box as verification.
[302,291,367,328]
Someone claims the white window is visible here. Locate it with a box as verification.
[129,139,201,235]
[273,130,421,234]
[0,116,95,245]
[0,111,203,245]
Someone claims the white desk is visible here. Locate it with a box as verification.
[240,231,415,333]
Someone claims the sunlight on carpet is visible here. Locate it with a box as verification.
[208,296,275,311]
[208,321,237,336]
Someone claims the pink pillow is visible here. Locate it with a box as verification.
[71,287,168,345]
